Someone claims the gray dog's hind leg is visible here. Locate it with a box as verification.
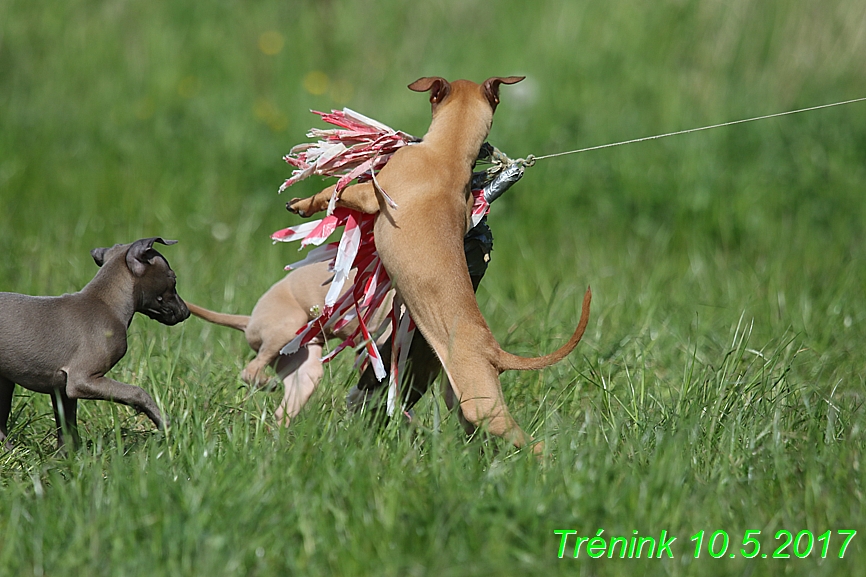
[65,373,165,431]
[0,376,14,449]
[51,389,79,449]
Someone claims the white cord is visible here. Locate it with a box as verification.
[531,97,866,161]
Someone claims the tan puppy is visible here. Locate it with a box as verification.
[187,261,391,426]
[288,77,591,454]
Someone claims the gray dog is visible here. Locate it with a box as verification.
[0,237,190,450]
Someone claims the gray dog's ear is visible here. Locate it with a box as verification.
[91,247,109,267]
[481,76,525,110]
[126,237,177,277]
[408,77,451,105]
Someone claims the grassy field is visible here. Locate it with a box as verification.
[1,0,865,575]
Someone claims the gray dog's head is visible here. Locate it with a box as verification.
[91,237,191,326]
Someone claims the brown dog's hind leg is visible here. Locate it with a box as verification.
[446,359,538,453]
[442,381,477,438]
[458,393,533,452]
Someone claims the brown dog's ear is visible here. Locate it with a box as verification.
[126,237,177,277]
[481,76,525,110]
[408,77,452,105]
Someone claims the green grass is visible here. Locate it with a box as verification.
[1,0,865,575]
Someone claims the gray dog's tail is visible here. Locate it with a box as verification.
[495,286,591,373]
[186,302,249,332]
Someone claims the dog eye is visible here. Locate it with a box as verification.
[157,296,163,302]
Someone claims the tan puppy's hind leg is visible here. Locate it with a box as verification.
[240,354,276,388]
[238,308,309,388]
[273,344,324,426]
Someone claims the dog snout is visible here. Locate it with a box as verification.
[166,297,191,325]
[144,295,190,326]
[173,298,191,323]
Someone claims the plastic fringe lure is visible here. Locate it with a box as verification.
[272,108,519,416]
[278,108,419,205]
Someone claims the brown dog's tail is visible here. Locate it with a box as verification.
[495,287,591,373]
[186,302,250,332]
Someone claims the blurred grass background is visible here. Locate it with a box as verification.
[1,0,865,575]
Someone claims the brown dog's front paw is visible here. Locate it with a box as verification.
[287,197,320,217]
[287,193,332,217]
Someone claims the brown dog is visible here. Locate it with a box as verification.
[187,261,391,425]
[288,77,591,454]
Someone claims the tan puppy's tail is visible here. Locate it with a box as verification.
[186,302,250,332]
[495,287,591,373]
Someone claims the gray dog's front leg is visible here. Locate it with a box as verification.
[0,376,14,450]
[51,389,79,449]
[65,374,166,431]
